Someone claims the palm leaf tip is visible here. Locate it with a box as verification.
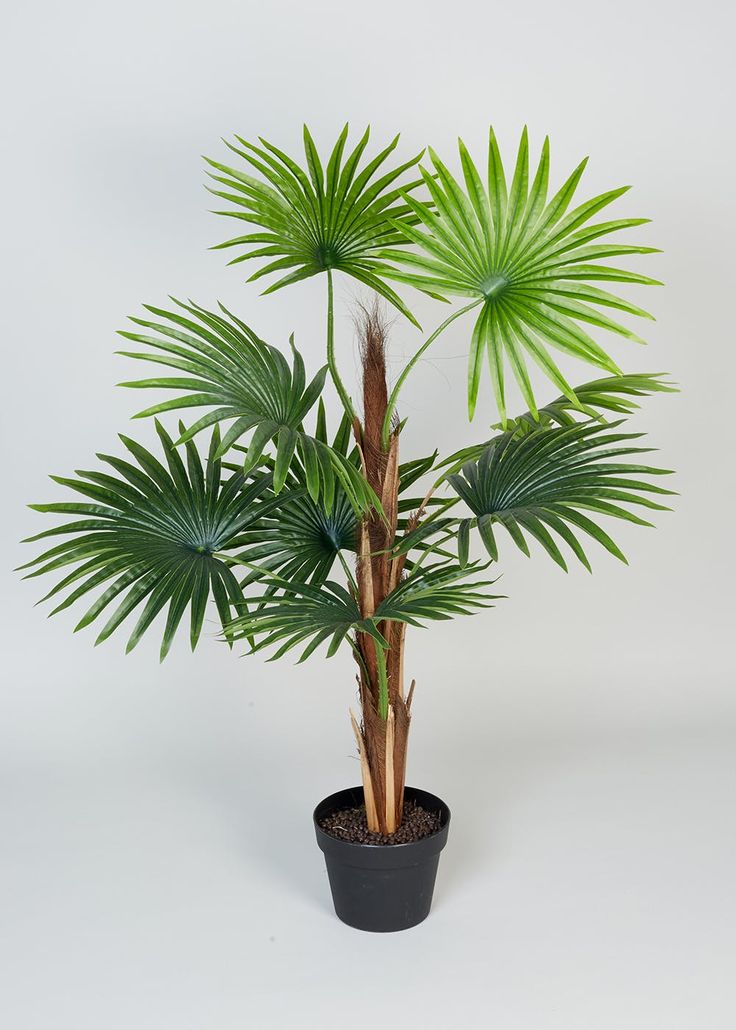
[488,372,679,437]
[379,127,662,423]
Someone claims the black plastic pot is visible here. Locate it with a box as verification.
[313,785,451,932]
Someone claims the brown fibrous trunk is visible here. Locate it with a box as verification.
[350,302,416,834]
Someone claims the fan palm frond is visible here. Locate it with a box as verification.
[205,124,427,324]
[374,561,500,625]
[380,127,662,422]
[500,372,677,436]
[229,409,359,588]
[443,373,677,468]
[225,554,498,664]
[447,420,674,570]
[234,485,357,588]
[19,424,281,659]
[117,299,378,514]
[224,408,444,592]
[226,576,384,663]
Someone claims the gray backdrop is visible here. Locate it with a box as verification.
[2,1,734,1027]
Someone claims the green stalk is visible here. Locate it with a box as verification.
[326,270,356,421]
[338,550,359,593]
[380,298,483,449]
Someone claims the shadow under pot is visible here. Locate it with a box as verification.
[313,785,451,932]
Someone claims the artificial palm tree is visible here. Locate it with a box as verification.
[22,125,673,841]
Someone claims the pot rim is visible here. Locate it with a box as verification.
[313,784,451,852]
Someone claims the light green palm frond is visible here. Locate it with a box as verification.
[447,420,674,570]
[498,372,676,436]
[380,127,662,422]
[19,424,282,659]
[443,373,676,467]
[205,124,428,324]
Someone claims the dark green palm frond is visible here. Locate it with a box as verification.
[229,438,456,590]
[225,558,498,663]
[233,485,357,588]
[117,298,378,514]
[447,420,674,570]
[205,123,428,324]
[392,510,460,563]
[19,423,281,660]
[374,561,500,625]
[229,409,359,588]
[117,298,323,454]
[225,576,385,663]
[227,412,443,592]
[397,450,439,494]
[379,127,662,422]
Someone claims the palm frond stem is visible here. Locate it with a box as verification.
[326,269,356,420]
[380,298,483,448]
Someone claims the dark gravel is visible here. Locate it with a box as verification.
[318,799,442,845]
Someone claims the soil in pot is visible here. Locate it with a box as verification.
[318,799,442,845]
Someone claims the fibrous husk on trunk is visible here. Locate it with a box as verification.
[349,301,417,834]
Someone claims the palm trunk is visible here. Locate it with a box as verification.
[350,303,416,834]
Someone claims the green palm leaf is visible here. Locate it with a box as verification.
[205,124,427,324]
[117,298,378,514]
[234,485,357,588]
[374,561,500,625]
[228,409,359,588]
[19,423,282,660]
[442,373,676,468]
[228,420,444,590]
[447,420,674,570]
[225,558,498,664]
[380,127,662,422]
[499,372,676,436]
[222,401,445,594]
[225,575,384,663]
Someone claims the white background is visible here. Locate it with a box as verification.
[2,1,734,1027]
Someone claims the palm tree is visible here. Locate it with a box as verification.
[21,125,674,834]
